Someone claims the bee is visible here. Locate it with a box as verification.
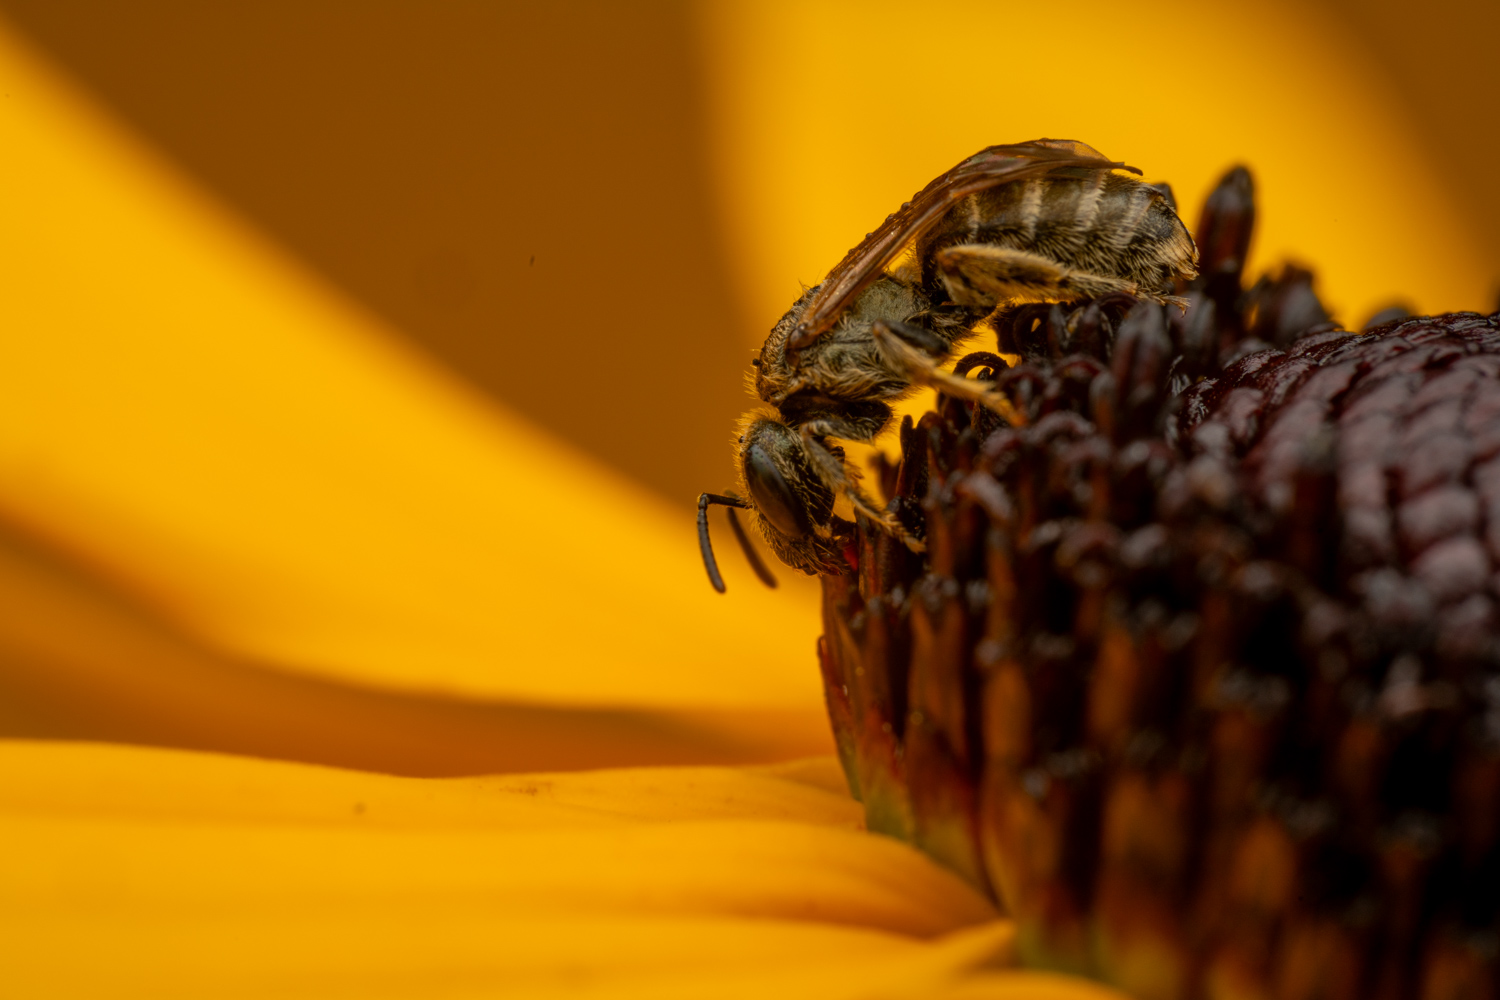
[698,139,1198,592]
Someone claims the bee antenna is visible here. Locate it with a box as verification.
[725,506,778,589]
[697,492,749,593]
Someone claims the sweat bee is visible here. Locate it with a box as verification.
[698,139,1198,592]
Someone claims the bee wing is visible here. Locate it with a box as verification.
[788,139,1139,353]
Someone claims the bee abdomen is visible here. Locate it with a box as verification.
[927,171,1196,297]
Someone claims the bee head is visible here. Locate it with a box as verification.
[736,414,845,575]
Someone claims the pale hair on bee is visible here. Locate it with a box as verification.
[698,139,1198,592]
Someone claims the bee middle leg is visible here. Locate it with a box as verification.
[872,319,1028,428]
[934,244,1139,308]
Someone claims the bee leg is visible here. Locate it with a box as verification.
[797,421,926,553]
[935,244,1139,308]
[872,320,1028,428]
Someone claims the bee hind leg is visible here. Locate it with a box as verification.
[935,244,1138,308]
[873,319,1028,428]
[797,420,925,553]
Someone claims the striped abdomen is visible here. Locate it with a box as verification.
[916,169,1198,299]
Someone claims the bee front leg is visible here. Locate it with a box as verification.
[797,420,926,553]
[872,319,1028,428]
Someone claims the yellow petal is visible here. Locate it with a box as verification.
[5,914,1013,1000]
[0,17,819,712]
[2,815,994,933]
[0,519,831,771]
[0,742,862,830]
[0,741,1011,999]
[1,744,988,936]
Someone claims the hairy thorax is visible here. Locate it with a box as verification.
[755,277,932,406]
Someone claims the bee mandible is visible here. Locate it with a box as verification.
[698,139,1198,592]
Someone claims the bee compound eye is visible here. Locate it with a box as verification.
[743,443,813,539]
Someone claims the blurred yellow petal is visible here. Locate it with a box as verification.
[0,513,830,771]
[0,15,819,713]
[7,913,1017,1000]
[698,0,1494,342]
[0,741,1017,1000]
[0,742,862,830]
[3,817,989,935]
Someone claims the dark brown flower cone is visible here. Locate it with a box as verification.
[815,164,1500,1000]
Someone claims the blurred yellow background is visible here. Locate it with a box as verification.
[0,0,1494,775]
[698,0,1497,340]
